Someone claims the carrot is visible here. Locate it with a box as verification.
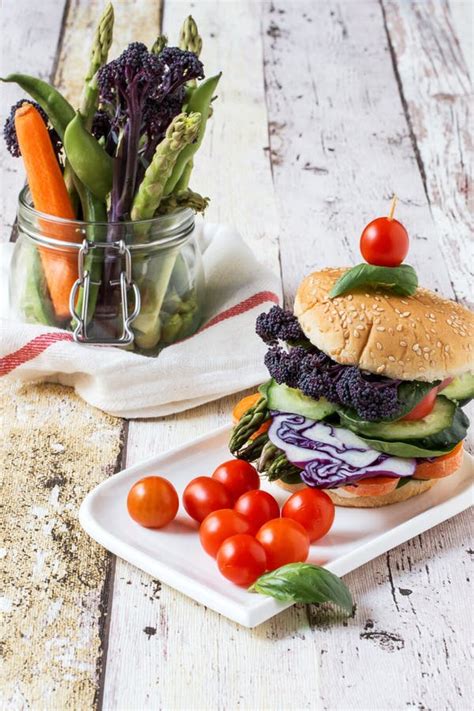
[15,103,79,320]
[232,393,271,440]
[232,393,261,423]
[413,441,464,480]
[342,476,399,497]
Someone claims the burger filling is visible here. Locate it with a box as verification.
[230,306,471,494]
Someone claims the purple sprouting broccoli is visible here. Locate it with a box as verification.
[3,99,62,159]
[335,367,401,421]
[256,305,305,345]
[257,305,404,419]
[298,352,344,403]
[97,42,203,220]
[264,346,308,389]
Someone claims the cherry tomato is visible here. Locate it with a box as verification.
[212,459,260,503]
[402,387,437,421]
[183,476,232,523]
[127,476,178,529]
[199,509,252,557]
[234,490,280,535]
[256,518,310,571]
[282,488,335,542]
[360,217,409,267]
[216,534,267,586]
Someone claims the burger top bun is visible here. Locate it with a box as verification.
[294,268,474,382]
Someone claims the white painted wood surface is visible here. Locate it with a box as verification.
[1,0,472,709]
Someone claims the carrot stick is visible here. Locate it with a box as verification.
[15,103,80,320]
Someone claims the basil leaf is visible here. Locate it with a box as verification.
[329,263,418,299]
[359,433,461,458]
[249,563,353,614]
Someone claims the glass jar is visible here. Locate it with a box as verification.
[10,187,205,353]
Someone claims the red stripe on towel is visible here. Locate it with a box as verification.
[0,290,279,375]
[198,290,280,332]
[0,332,73,375]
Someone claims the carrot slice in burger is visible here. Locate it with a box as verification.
[342,476,399,497]
[413,441,464,480]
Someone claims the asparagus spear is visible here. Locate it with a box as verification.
[179,15,202,57]
[80,2,114,128]
[151,34,167,55]
[229,397,269,454]
[131,112,201,221]
[164,74,220,195]
[157,188,209,215]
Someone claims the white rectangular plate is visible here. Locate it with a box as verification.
[80,425,473,627]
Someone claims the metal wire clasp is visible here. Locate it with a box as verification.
[69,239,141,346]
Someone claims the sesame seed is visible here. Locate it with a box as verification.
[347,294,353,301]
[356,324,364,330]
[377,364,385,373]
[376,326,385,332]
[376,342,383,350]
[396,325,403,332]
[353,331,360,338]
[401,311,410,318]
[400,340,407,347]
[423,347,430,352]
[444,345,450,352]
[388,328,394,335]
[424,353,429,361]
[388,355,396,362]
[412,344,420,351]
[401,299,408,305]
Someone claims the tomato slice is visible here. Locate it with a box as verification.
[413,441,464,480]
[401,387,438,421]
[343,476,399,497]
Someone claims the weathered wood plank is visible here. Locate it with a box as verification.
[0,380,123,709]
[0,3,128,709]
[261,0,472,708]
[382,0,473,307]
[0,0,68,242]
[101,3,321,709]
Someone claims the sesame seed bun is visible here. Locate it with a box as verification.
[294,268,474,382]
[273,477,438,508]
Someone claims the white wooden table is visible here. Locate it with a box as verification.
[2,1,472,709]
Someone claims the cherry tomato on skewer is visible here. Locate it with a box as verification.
[360,197,409,267]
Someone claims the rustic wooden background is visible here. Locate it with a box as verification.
[1,1,472,709]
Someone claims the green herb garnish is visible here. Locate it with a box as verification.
[329,263,418,299]
[249,562,353,614]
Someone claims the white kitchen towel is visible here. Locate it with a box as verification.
[0,222,281,418]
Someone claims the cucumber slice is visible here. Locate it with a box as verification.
[265,380,338,420]
[441,372,474,402]
[340,395,455,440]
[359,406,468,456]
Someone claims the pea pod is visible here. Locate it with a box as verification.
[164,73,221,194]
[64,112,113,200]
[1,73,74,139]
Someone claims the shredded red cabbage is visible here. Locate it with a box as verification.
[268,413,416,489]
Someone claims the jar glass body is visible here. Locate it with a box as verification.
[10,188,205,352]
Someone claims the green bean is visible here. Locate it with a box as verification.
[64,112,113,200]
[164,73,221,195]
[1,74,74,139]
[71,182,107,328]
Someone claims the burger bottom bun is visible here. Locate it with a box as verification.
[272,478,438,508]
